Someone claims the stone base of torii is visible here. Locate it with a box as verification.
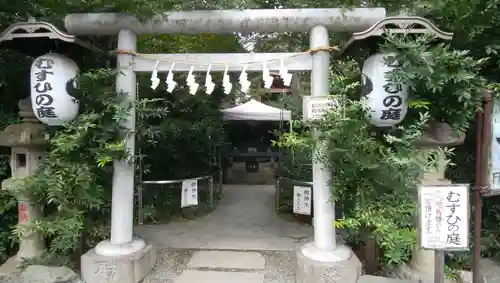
[63,8,387,283]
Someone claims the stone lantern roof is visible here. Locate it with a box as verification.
[0,98,48,148]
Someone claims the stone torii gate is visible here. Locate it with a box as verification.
[64,8,387,283]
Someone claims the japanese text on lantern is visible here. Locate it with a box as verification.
[33,58,58,119]
[419,185,469,251]
[380,61,404,121]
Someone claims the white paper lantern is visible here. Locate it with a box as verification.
[361,52,409,127]
[30,53,79,126]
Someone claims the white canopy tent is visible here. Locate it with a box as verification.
[220,99,292,121]
[221,99,291,186]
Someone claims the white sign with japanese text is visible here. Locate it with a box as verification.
[302,96,340,121]
[293,186,312,215]
[489,97,500,191]
[181,179,198,208]
[419,184,469,251]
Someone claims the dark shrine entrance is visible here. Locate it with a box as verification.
[224,121,281,184]
[221,74,293,185]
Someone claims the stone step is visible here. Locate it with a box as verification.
[358,275,417,283]
[174,270,264,283]
[186,250,266,270]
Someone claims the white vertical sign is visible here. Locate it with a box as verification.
[419,185,469,251]
[293,186,312,215]
[490,97,500,191]
[181,179,198,208]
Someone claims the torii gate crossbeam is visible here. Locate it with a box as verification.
[64,9,385,35]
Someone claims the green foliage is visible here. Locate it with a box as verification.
[0,179,17,264]
[0,104,23,264]
[380,34,487,132]
[132,31,240,223]
[280,98,427,267]
[277,34,484,269]
[322,103,426,267]
[13,69,168,263]
[138,89,227,223]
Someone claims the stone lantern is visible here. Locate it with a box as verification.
[0,97,48,274]
[399,121,465,282]
[0,19,101,275]
[337,16,461,281]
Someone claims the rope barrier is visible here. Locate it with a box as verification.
[142,175,212,185]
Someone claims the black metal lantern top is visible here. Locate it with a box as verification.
[0,18,103,60]
[337,16,454,58]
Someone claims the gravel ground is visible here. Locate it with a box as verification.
[0,275,85,283]
[0,248,295,283]
[4,251,500,283]
[0,275,18,283]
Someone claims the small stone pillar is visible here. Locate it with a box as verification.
[0,98,47,274]
[400,121,465,282]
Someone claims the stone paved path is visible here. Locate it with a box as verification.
[480,258,500,283]
[135,185,313,251]
[142,248,296,283]
[136,184,309,282]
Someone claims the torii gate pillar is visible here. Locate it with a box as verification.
[65,8,386,283]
